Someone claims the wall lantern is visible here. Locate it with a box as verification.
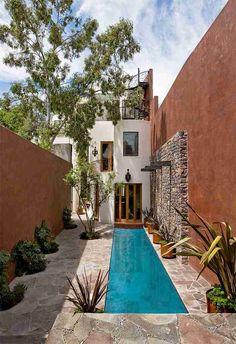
[92,146,98,157]
[125,169,131,182]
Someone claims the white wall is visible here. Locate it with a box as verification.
[89,119,151,224]
[114,120,151,220]
[54,119,151,223]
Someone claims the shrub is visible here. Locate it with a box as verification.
[80,231,100,240]
[0,283,27,311]
[35,220,59,254]
[11,240,46,276]
[170,203,236,301]
[0,250,26,311]
[63,208,77,229]
[207,285,236,312]
[67,269,108,313]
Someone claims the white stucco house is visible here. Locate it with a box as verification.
[54,69,154,227]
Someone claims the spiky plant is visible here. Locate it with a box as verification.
[169,203,236,300]
[67,269,109,313]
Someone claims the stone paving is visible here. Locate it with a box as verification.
[0,218,113,344]
[146,231,210,313]
[47,312,236,343]
[0,219,236,344]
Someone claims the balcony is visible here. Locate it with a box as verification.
[121,99,149,120]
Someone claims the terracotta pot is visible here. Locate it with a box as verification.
[160,242,176,259]
[206,290,236,313]
[153,232,162,244]
[77,207,85,215]
[206,291,217,313]
[144,217,148,228]
[146,222,153,234]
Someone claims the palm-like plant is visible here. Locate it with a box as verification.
[170,203,236,300]
[67,269,109,313]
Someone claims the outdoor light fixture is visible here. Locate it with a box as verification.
[92,146,98,157]
[125,169,131,182]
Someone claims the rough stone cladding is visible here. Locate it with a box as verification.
[151,131,188,263]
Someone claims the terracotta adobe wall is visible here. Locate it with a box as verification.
[151,0,236,281]
[0,126,72,255]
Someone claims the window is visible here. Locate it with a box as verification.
[100,142,113,171]
[123,132,139,156]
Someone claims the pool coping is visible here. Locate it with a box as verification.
[145,228,211,313]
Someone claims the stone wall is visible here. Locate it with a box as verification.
[151,131,188,263]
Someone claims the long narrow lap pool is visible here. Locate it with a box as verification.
[105,229,188,313]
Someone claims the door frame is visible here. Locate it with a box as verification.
[114,183,142,223]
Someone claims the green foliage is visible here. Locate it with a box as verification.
[0,250,26,311]
[0,0,141,151]
[0,251,10,274]
[207,285,236,312]
[67,269,108,313]
[80,231,100,240]
[0,283,27,311]
[159,224,177,243]
[64,158,116,234]
[11,240,46,276]
[0,108,33,139]
[142,208,153,221]
[170,203,236,301]
[63,208,77,229]
[35,220,59,254]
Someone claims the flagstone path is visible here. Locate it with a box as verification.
[0,218,235,344]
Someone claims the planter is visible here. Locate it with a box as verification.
[160,242,176,259]
[144,217,148,228]
[153,232,162,244]
[147,222,158,234]
[77,207,85,215]
[206,289,236,313]
[146,222,153,234]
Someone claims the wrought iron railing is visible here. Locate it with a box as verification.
[121,100,149,120]
[128,70,149,90]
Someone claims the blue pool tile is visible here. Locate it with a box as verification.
[105,229,188,313]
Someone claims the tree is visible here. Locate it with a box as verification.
[0,106,34,139]
[0,0,142,152]
[64,159,116,239]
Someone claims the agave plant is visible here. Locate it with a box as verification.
[67,269,109,313]
[169,203,236,300]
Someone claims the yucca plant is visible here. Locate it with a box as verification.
[168,203,236,301]
[67,269,109,313]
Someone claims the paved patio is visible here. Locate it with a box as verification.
[0,218,113,344]
[0,218,235,344]
[47,313,236,344]
[146,232,210,313]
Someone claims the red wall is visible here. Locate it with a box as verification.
[0,126,72,255]
[152,0,236,281]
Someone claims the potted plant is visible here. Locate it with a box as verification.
[159,224,177,259]
[142,208,153,228]
[152,215,163,244]
[168,203,236,313]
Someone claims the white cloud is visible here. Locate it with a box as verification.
[0,3,27,82]
[0,0,228,102]
[77,0,228,103]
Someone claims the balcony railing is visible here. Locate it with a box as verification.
[121,100,149,120]
[128,70,149,90]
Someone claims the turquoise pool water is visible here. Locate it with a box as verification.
[105,229,188,313]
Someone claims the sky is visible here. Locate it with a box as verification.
[0,0,228,103]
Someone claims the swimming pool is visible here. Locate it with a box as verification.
[105,229,188,313]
